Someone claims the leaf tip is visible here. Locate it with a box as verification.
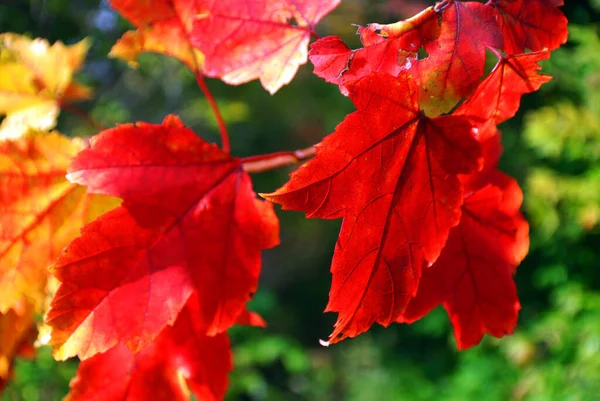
[257,192,273,201]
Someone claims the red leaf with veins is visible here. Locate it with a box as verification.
[46,115,279,361]
[400,170,529,349]
[415,1,502,115]
[309,8,438,95]
[65,299,232,401]
[490,0,568,54]
[456,51,552,125]
[263,72,481,344]
[190,0,340,94]
[455,50,552,189]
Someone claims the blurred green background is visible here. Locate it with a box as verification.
[1,0,599,400]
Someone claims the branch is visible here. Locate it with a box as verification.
[242,146,316,173]
[193,71,231,153]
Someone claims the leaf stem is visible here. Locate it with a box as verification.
[193,70,231,154]
[375,5,438,38]
[242,146,316,173]
[61,103,106,132]
[434,0,455,12]
[486,45,505,61]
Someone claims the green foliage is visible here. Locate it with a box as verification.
[1,348,76,401]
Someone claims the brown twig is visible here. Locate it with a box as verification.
[61,103,105,132]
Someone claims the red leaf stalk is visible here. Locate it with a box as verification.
[242,146,316,173]
[376,2,441,37]
[194,70,231,154]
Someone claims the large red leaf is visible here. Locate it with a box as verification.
[46,115,279,360]
[108,0,203,71]
[65,299,232,401]
[489,0,568,54]
[264,72,481,344]
[189,0,340,94]
[400,170,529,349]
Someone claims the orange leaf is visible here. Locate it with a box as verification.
[0,132,119,313]
[108,0,204,71]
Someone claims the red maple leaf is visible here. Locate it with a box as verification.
[455,50,551,187]
[65,298,232,401]
[412,1,502,115]
[490,0,568,54]
[400,170,529,349]
[263,72,481,344]
[456,50,552,125]
[46,115,279,361]
[189,0,340,93]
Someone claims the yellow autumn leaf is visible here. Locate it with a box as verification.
[0,131,120,314]
[0,34,93,139]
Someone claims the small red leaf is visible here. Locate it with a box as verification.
[65,301,232,401]
[456,51,552,125]
[401,170,529,349]
[309,36,353,93]
[490,0,568,54]
[309,27,419,96]
[309,11,438,95]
